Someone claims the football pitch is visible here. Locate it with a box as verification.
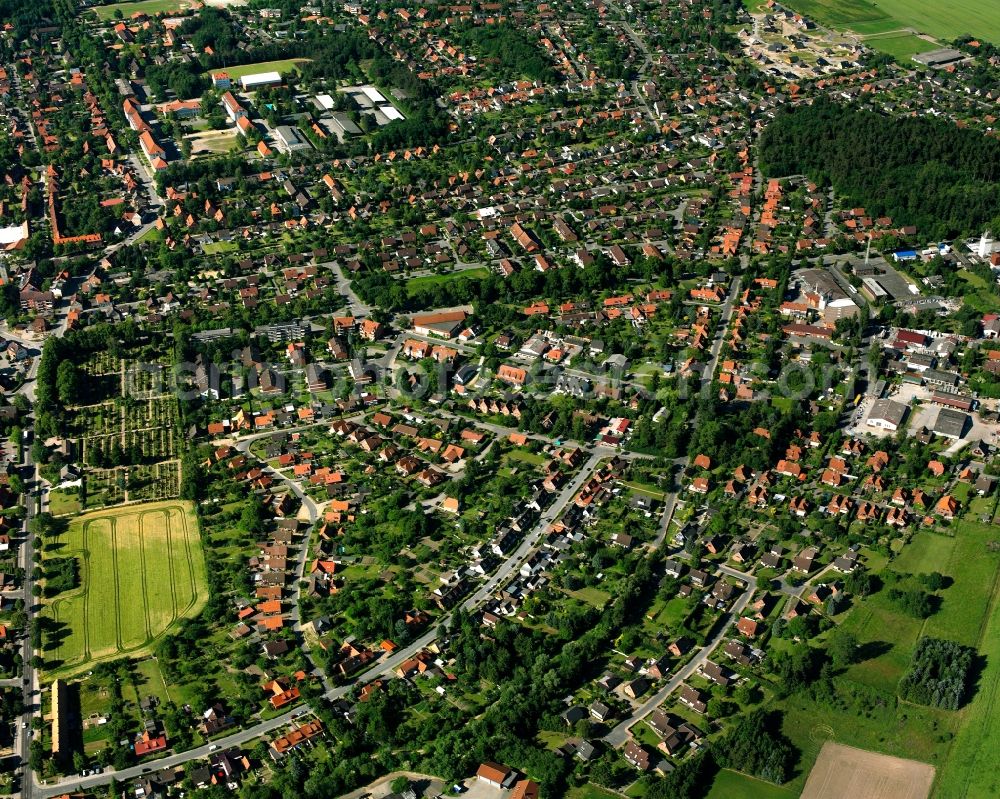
[43,501,207,676]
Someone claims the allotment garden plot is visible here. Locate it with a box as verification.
[68,353,181,508]
[42,501,208,677]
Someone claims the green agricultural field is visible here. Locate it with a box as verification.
[780,0,1000,45]
[93,0,199,21]
[202,59,311,80]
[42,501,207,678]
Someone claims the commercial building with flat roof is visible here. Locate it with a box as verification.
[240,71,283,90]
[912,49,965,69]
[328,112,362,137]
[274,125,311,152]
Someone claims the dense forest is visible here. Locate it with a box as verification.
[898,637,975,710]
[759,98,1000,240]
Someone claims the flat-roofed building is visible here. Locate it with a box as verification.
[240,71,283,90]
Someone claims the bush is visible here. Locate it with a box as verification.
[43,557,79,597]
[886,587,933,618]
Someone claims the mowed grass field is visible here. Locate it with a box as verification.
[92,0,198,21]
[863,32,941,60]
[405,268,490,297]
[202,59,311,80]
[43,501,207,677]
[707,769,799,799]
[779,0,1000,44]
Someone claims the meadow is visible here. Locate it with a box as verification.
[43,501,208,677]
[778,520,1000,797]
[706,769,798,799]
[929,520,1000,797]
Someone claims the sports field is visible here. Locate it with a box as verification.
[862,32,941,60]
[43,501,207,677]
[93,0,199,21]
[780,0,1000,44]
[202,59,311,80]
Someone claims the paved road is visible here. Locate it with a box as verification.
[604,565,757,746]
[18,453,40,799]
[324,261,371,317]
[35,711,300,798]
[461,448,607,609]
[648,457,687,551]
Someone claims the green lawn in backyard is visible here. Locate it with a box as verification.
[130,657,176,707]
[649,596,691,630]
[621,481,666,500]
[201,59,312,80]
[504,448,548,467]
[565,585,611,609]
[133,226,162,245]
[779,0,1000,43]
[705,769,798,799]
[203,240,238,255]
[93,0,197,20]
[406,268,489,297]
[624,779,648,798]
[42,501,207,678]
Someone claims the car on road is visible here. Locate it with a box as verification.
[209,744,219,751]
